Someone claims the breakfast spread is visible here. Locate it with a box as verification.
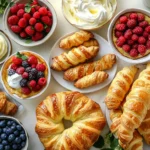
[62,0,117,29]
[35,91,106,150]
[0,35,7,59]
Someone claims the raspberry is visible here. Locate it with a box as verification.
[39,7,48,16]
[124,29,132,39]
[129,13,138,20]
[131,34,139,41]
[139,21,148,28]
[127,39,134,45]
[146,40,150,49]
[25,26,35,36]
[12,56,22,65]
[32,84,41,91]
[11,25,21,33]
[132,44,138,49]
[122,44,131,52]
[28,56,38,65]
[29,80,36,88]
[16,67,25,74]
[47,11,52,18]
[22,87,31,95]
[31,64,36,68]
[138,13,145,22]
[34,23,44,32]
[130,49,138,57]
[143,31,149,38]
[115,23,126,31]
[11,63,18,70]
[23,13,31,20]
[10,4,19,14]
[33,12,40,19]
[36,64,46,71]
[17,9,25,18]
[148,35,150,41]
[116,36,126,47]
[22,72,29,79]
[45,27,51,33]
[115,31,123,38]
[8,15,19,25]
[127,19,137,28]
[31,7,36,14]
[119,15,128,23]
[20,31,27,38]
[145,26,150,33]
[138,45,146,54]
[133,26,143,35]
[138,36,146,44]
[18,4,25,9]
[18,18,27,28]
[32,32,43,41]
[41,16,52,26]
[38,77,47,86]
[29,18,36,25]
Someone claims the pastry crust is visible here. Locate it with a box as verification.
[1,51,48,99]
[81,39,99,47]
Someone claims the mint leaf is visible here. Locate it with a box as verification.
[21,55,28,60]
[93,136,104,148]
[16,52,28,60]
[25,3,31,13]
[9,1,14,7]
[16,52,22,58]
[110,138,119,149]
[101,148,113,150]
[105,132,114,145]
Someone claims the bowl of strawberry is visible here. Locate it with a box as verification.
[1,51,50,100]
[3,0,57,47]
[108,8,150,64]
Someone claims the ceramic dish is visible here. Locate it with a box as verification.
[49,32,117,93]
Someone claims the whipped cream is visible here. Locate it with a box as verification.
[7,73,22,89]
[0,35,7,59]
[63,0,117,29]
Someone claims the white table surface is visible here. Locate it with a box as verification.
[0,0,149,150]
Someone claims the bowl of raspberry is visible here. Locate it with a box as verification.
[3,0,57,47]
[0,116,29,150]
[108,8,150,64]
[1,50,50,100]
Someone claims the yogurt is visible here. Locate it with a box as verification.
[0,35,7,59]
[63,0,117,29]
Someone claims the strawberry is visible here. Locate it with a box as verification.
[130,49,138,57]
[29,80,36,88]
[18,4,25,9]
[17,9,25,18]
[32,32,43,41]
[127,19,137,28]
[129,13,138,20]
[41,16,52,26]
[22,87,31,95]
[11,63,18,70]
[35,23,44,32]
[36,64,46,71]
[38,77,47,86]
[47,11,52,18]
[138,36,146,44]
[45,27,51,33]
[33,12,40,19]
[35,5,41,11]
[18,18,27,28]
[8,15,19,25]
[31,7,36,14]
[11,25,21,33]
[10,4,19,14]
[29,18,36,25]
[119,16,128,23]
[20,31,27,38]
[138,45,146,54]
[28,56,38,65]
[25,26,35,36]
[23,13,31,20]
[16,67,25,74]
[115,23,126,31]
[31,0,38,5]
[122,44,131,52]
[12,56,22,65]
[39,7,48,16]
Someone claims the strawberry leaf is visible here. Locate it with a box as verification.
[25,3,31,13]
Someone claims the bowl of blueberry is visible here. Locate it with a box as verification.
[0,116,29,150]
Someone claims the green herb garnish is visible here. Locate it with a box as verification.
[16,52,28,60]
[9,1,14,7]
[93,136,104,148]
[25,39,32,44]
[25,3,31,13]
[0,0,8,14]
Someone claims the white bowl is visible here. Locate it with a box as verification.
[0,115,29,150]
[108,8,150,64]
[1,50,51,101]
[3,0,57,47]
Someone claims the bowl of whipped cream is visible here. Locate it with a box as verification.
[62,0,117,30]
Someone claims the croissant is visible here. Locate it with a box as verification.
[81,39,99,47]
[74,71,108,89]
[105,66,138,110]
[59,30,94,50]
[64,54,116,81]
[51,46,99,71]
[35,91,106,150]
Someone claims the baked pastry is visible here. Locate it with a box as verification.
[82,39,99,47]
[59,30,94,50]
[105,66,138,109]
[74,71,108,89]
[35,91,106,150]
[51,46,99,71]
[64,54,116,81]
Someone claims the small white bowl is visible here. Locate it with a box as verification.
[0,115,29,150]
[1,50,51,101]
[108,8,150,64]
[3,0,57,47]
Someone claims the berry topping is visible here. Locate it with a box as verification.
[33,84,41,91]
[20,79,28,87]
[138,13,145,22]
[115,23,126,31]
[39,7,48,16]
[37,71,44,79]
[8,69,16,76]
[41,16,52,26]
[133,26,143,35]
[31,64,36,68]
[30,68,38,75]
[18,18,27,28]
[20,31,27,38]
[23,13,31,20]
[127,39,134,45]
[8,15,19,25]
[10,4,19,14]
[138,36,146,44]
[122,44,131,52]
[138,45,146,54]
[116,36,126,47]
[28,72,36,80]
[119,15,128,23]
[25,26,35,36]
[36,64,46,71]
[11,25,21,33]
[11,63,18,70]
[139,20,148,28]
[130,49,138,57]
[17,9,25,18]
[35,23,44,32]
[38,77,47,86]
[12,56,22,65]
[129,13,138,20]
[33,12,40,19]
[131,34,139,41]
[115,31,123,38]
[29,80,36,88]
[18,3,25,9]
[22,72,29,79]
[22,61,30,68]
[29,17,36,26]
[127,19,137,28]
[28,56,38,65]
[145,26,150,33]
[25,67,32,73]
[124,29,132,39]
[32,32,43,41]
[22,87,31,95]
[16,67,25,75]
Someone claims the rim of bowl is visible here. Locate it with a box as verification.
[108,8,150,64]
[1,50,51,101]
[0,115,29,150]
[3,0,57,47]
[61,0,117,30]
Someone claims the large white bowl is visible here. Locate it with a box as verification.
[108,8,150,64]
[3,0,57,47]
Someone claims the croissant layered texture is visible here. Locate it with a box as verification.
[35,91,106,150]
[81,39,99,47]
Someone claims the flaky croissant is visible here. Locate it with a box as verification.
[51,46,99,71]
[64,54,116,81]
[105,66,138,110]
[74,71,108,89]
[59,30,94,50]
[81,39,99,47]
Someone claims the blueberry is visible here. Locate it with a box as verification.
[0,144,4,150]
[14,137,21,144]
[8,69,16,76]
[16,125,22,131]
[31,68,38,75]
[7,121,12,126]
[21,141,26,148]
[6,128,13,135]
[8,134,15,142]
[1,133,7,140]
[25,67,32,73]
[3,128,8,133]
[4,145,11,150]
[12,144,18,150]
[11,126,16,131]
[14,130,19,136]
[20,130,25,134]
[20,79,28,87]
[22,61,30,68]
[2,140,8,145]
[0,120,6,127]
[12,122,17,126]
[37,71,44,79]
[20,134,26,141]
[0,128,2,134]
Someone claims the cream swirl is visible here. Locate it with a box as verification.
[0,35,7,59]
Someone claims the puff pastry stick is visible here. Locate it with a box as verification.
[51,46,99,71]
[81,38,99,47]
[105,66,138,110]
[59,30,94,50]
[74,71,108,89]
[64,54,116,81]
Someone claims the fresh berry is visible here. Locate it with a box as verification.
[124,29,132,39]
[30,68,38,75]
[39,7,48,16]
[138,36,146,44]
[18,18,27,28]
[25,67,32,73]
[37,71,44,79]
[115,31,123,38]
[139,20,148,28]
[47,11,52,18]
[10,4,19,14]
[133,26,143,35]
[132,44,138,49]
[35,5,40,11]
[31,7,36,14]
[11,25,21,33]
[145,26,150,33]
[20,79,28,87]
[122,44,131,52]
[29,18,36,25]
[36,64,46,71]
[23,13,31,20]
[25,26,35,36]
[22,61,30,68]
[18,4,25,9]
[131,34,139,41]
[8,69,15,76]
[20,31,27,38]
[45,27,51,33]
[29,80,36,88]
[130,49,138,57]
[32,0,38,5]
[127,19,137,28]
[35,23,44,32]
[115,23,126,31]
[28,72,36,80]
[28,56,38,65]
[41,16,52,26]
[17,9,25,18]
[16,67,25,74]
[12,56,22,65]
[38,77,47,86]
[32,32,43,41]
[22,87,31,95]
[31,64,36,68]
[33,84,41,91]
[33,12,40,19]
[143,31,149,38]
[8,15,19,25]
[148,35,150,41]
[11,63,18,70]
[119,15,128,23]
[127,39,134,45]
[138,13,145,22]
[138,45,146,54]
[116,36,126,47]
[146,40,150,49]
[129,13,138,20]
[22,72,28,79]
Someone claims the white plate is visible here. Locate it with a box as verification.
[49,32,117,93]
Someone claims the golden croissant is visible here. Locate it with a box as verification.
[64,54,116,81]
[81,39,99,47]
[105,66,138,110]
[51,46,99,71]
[74,71,108,89]
[35,91,106,150]
[59,30,94,50]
